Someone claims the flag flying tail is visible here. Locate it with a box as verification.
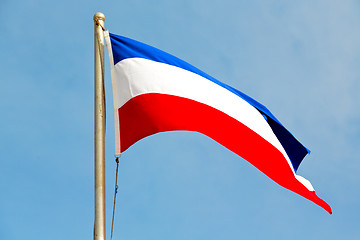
[104,31,331,214]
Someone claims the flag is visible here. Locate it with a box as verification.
[104,31,331,214]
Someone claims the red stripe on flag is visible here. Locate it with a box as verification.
[118,93,331,213]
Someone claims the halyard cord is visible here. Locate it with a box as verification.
[111,156,120,240]
[95,19,106,31]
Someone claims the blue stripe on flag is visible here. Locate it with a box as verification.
[109,32,309,171]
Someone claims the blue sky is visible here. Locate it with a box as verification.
[1,0,360,239]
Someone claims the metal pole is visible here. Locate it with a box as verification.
[93,12,106,240]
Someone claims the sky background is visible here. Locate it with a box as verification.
[1,0,360,239]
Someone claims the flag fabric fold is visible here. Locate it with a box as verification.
[104,31,331,214]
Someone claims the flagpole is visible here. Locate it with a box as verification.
[93,12,106,240]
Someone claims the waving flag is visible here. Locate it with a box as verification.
[104,31,331,214]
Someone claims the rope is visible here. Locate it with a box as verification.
[95,19,106,31]
[110,156,120,240]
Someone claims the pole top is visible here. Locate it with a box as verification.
[93,12,105,22]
